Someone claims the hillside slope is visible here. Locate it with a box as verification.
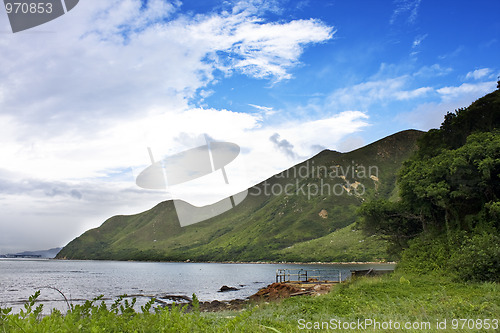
[57,130,423,262]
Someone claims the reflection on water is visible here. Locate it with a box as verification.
[0,259,395,313]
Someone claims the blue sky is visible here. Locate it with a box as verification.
[198,0,499,143]
[0,0,498,252]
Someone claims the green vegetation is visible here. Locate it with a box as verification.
[5,91,500,333]
[57,130,423,262]
[2,273,499,332]
[359,88,500,282]
[40,89,500,332]
[277,224,391,262]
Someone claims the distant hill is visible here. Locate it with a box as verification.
[1,247,63,259]
[57,130,424,262]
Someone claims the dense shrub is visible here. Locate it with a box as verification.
[449,231,500,282]
[397,235,450,275]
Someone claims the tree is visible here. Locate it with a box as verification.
[358,200,423,257]
[399,131,499,232]
[359,90,500,281]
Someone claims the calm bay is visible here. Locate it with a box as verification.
[0,259,394,313]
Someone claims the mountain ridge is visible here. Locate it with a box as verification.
[57,129,424,262]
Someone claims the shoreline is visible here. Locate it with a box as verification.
[196,260,397,266]
[53,258,397,265]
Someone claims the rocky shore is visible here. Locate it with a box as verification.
[160,281,335,312]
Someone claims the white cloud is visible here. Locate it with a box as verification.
[390,0,422,25]
[0,107,265,181]
[0,0,339,252]
[465,68,493,80]
[0,181,166,252]
[0,0,333,130]
[274,111,370,157]
[437,81,496,102]
[249,104,276,116]
[0,0,334,180]
[323,64,492,118]
[413,64,453,78]
[0,107,371,253]
[326,76,432,110]
[147,110,371,206]
[397,80,498,130]
[412,34,427,48]
[226,18,334,81]
[394,86,433,100]
[396,101,455,131]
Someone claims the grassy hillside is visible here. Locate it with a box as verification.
[57,130,423,262]
[276,224,390,262]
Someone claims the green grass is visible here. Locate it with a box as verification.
[276,224,393,262]
[2,273,498,332]
[235,273,500,332]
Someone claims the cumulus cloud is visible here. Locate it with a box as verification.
[223,18,334,81]
[465,68,493,80]
[437,81,497,102]
[0,0,333,179]
[0,0,334,129]
[273,111,370,157]
[0,0,341,252]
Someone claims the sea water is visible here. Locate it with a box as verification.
[0,259,394,313]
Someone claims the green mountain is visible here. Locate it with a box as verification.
[57,130,424,262]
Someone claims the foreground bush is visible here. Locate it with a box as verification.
[0,292,259,333]
[397,231,500,283]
